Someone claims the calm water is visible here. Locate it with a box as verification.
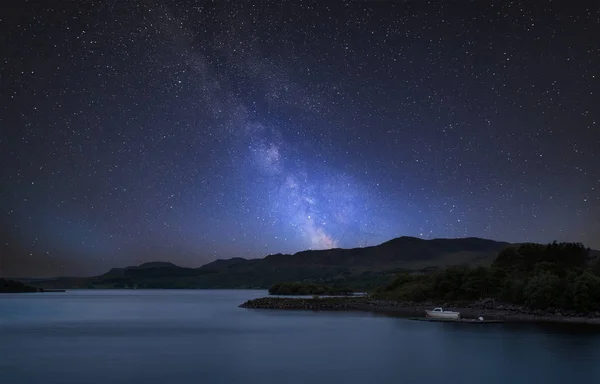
[1,290,600,384]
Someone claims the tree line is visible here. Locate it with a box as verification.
[373,242,600,313]
[269,281,354,296]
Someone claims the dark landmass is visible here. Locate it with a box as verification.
[373,242,600,313]
[268,281,354,296]
[0,279,43,293]
[241,242,600,325]
[239,297,600,325]
[20,236,512,290]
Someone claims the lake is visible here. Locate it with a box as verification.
[1,290,600,383]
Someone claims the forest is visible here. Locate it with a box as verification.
[269,281,354,296]
[373,242,600,312]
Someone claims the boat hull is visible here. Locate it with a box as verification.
[425,310,460,320]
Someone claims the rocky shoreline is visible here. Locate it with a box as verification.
[239,297,600,325]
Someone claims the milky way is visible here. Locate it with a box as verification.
[1,1,599,276]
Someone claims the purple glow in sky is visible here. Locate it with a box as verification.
[2,1,599,276]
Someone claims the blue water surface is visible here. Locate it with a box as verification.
[1,290,599,384]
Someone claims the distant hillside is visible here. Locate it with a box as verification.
[29,236,513,290]
[1,279,41,293]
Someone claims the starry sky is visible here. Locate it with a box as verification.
[1,1,599,277]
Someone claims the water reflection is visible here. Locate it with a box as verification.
[1,290,600,384]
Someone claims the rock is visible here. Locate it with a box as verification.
[239,297,600,326]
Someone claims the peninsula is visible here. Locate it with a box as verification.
[240,241,600,325]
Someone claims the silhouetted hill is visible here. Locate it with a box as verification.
[200,257,248,271]
[31,236,514,289]
[136,261,179,269]
[1,279,41,293]
[276,236,508,269]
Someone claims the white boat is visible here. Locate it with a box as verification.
[425,307,461,320]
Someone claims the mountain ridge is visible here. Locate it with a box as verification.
[14,236,598,290]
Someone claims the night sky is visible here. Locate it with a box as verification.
[1,1,599,277]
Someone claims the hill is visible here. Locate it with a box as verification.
[1,279,41,293]
[28,236,512,290]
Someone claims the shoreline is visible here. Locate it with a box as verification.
[239,297,600,325]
